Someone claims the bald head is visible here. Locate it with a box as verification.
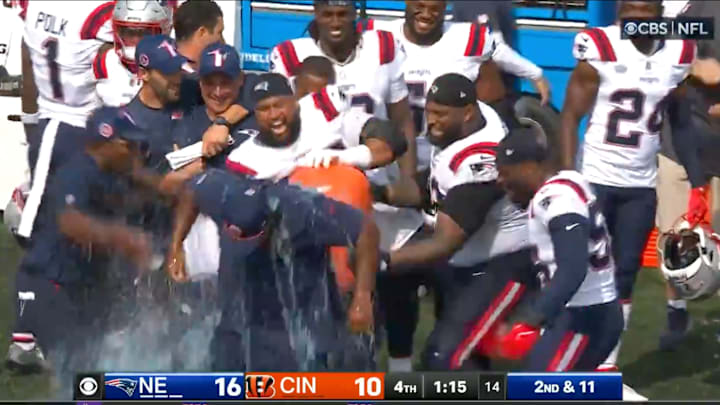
[295,56,336,98]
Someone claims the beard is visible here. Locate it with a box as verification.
[428,122,463,149]
[257,109,302,147]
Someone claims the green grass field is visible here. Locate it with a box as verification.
[2,228,720,400]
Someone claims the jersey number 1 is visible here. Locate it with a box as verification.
[42,38,64,101]
[606,89,664,147]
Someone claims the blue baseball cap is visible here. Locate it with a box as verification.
[190,170,270,255]
[198,42,242,79]
[135,35,189,75]
[86,106,147,146]
[495,127,548,167]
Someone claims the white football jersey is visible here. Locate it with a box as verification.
[94,47,141,107]
[529,170,617,307]
[574,25,695,188]
[270,31,423,250]
[22,1,114,127]
[371,19,495,171]
[429,102,527,266]
[225,85,368,180]
[270,30,408,120]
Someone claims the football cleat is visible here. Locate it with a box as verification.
[5,341,50,374]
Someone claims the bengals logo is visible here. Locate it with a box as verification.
[245,375,276,399]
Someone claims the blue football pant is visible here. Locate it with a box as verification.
[525,300,623,371]
[422,249,538,371]
[12,270,109,372]
[592,184,657,302]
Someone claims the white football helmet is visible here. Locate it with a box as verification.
[659,220,720,301]
[112,0,173,68]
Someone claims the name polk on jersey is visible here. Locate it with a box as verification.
[34,12,68,36]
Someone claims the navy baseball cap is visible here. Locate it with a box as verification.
[427,73,476,107]
[495,128,548,167]
[86,106,147,146]
[252,73,294,103]
[198,42,242,79]
[135,35,189,75]
[190,170,270,253]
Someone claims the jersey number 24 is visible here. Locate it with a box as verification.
[606,89,664,147]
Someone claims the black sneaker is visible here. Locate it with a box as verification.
[659,306,690,351]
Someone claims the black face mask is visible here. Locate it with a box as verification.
[257,109,302,148]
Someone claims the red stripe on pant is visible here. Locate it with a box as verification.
[449,281,525,369]
[547,332,590,371]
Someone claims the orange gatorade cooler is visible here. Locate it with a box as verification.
[289,165,373,293]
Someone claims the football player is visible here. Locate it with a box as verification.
[365,1,548,369]
[558,0,707,372]
[94,0,173,107]
[489,131,623,372]
[270,0,415,163]
[269,1,421,223]
[379,73,534,371]
[17,0,115,240]
[369,0,549,169]
[225,72,406,180]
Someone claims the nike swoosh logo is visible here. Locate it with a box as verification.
[315,185,332,193]
[566,223,580,231]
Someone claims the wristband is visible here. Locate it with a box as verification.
[337,145,373,168]
[21,112,40,125]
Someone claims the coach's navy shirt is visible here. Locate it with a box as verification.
[173,73,260,168]
[190,170,364,355]
[21,153,130,285]
[125,96,183,173]
[173,107,258,170]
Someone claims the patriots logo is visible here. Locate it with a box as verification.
[539,196,553,209]
[469,162,493,174]
[105,378,138,397]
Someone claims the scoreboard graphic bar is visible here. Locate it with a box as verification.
[73,371,622,401]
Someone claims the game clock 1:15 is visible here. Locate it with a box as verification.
[425,373,478,400]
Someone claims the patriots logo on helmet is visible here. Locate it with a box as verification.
[540,196,553,209]
[105,378,138,397]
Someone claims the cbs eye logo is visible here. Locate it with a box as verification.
[624,21,639,36]
[75,374,103,400]
[79,377,98,396]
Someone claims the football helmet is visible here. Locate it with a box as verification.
[112,0,173,68]
[659,220,720,301]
